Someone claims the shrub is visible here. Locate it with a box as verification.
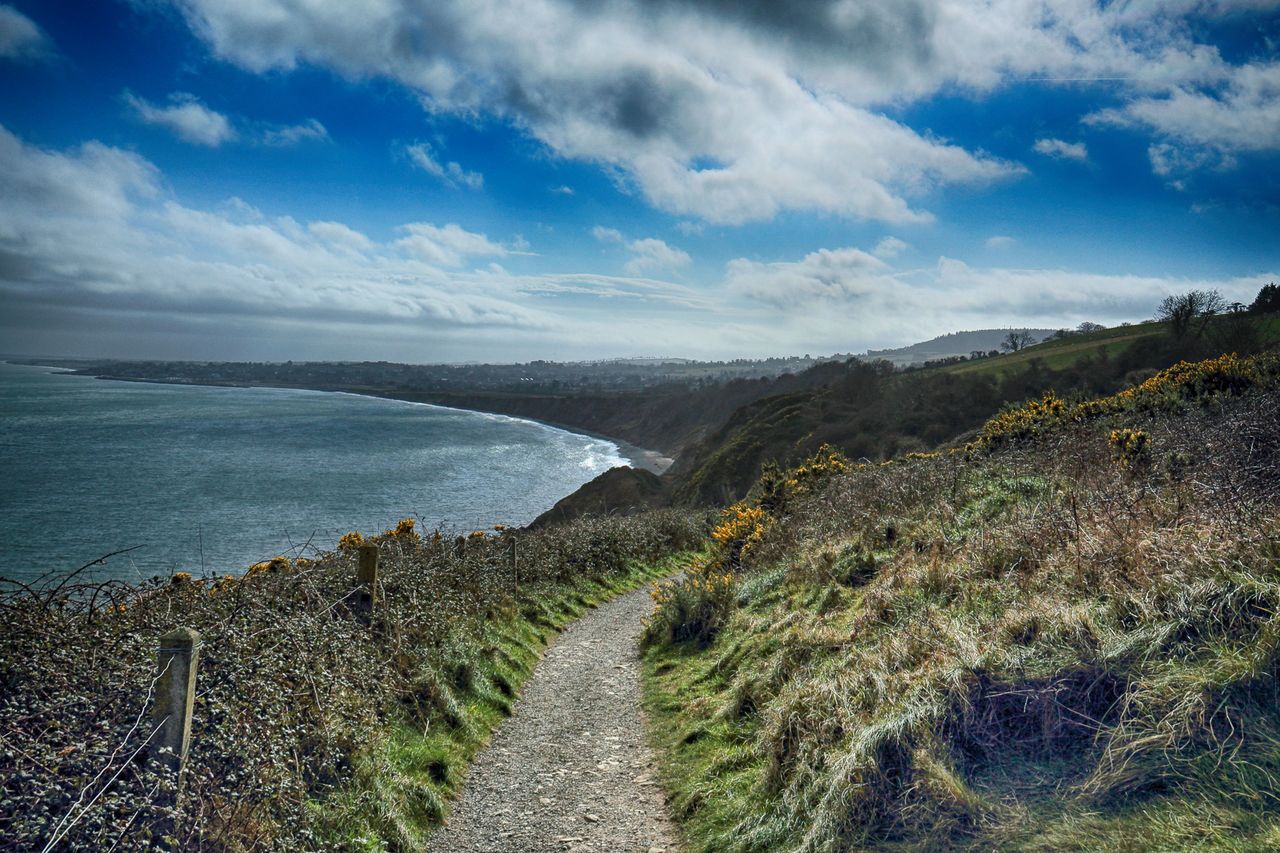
[642,558,737,648]
[0,509,700,850]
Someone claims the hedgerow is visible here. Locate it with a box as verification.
[0,510,699,850]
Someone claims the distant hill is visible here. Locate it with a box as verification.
[669,315,1280,504]
[864,328,1058,366]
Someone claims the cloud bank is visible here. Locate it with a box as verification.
[0,124,1271,361]
[162,0,1280,217]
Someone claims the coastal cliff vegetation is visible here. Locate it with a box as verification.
[0,512,700,849]
[642,352,1280,851]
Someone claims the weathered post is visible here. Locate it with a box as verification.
[152,628,201,780]
[356,544,379,611]
[510,536,519,593]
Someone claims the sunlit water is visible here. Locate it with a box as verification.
[0,362,627,584]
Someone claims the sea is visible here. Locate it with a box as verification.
[0,362,628,585]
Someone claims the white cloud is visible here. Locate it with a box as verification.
[166,0,1058,225]
[624,238,691,275]
[552,185,574,195]
[394,222,508,267]
[985,235,1017,249]
[2,123,1272,362]
[0,125,568,348]
[308,220,374,253]
[0,5,49,61]
[406,142,483,189]
[1088,62,1280,154]
[125,91,236,146]
[263,118,329,146]
[1033,138,1089,161]
[873,236,909,259]
[726,248,892,306]
[594,227,690,273]
[165,1,1280,221]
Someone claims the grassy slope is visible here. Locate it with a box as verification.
[672,316,1280,506]
[945,316,1280,380]
[644,354,1280,852]
[941,322,1166,377]
[313,553,692,849]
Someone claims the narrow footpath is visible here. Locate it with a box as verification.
[426,582,679,853]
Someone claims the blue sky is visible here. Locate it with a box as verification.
[0,0,1277,362]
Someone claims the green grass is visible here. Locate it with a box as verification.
[642,573,791,853]
[942,315,1280,381]
[642,359,1280,852]
[942,322,1165,378]
[309,553,690,850]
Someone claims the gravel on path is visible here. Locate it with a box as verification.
[426,581,679,853]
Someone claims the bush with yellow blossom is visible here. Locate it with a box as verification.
[642,557,736,647]
[337,530,364,551]
[970,352,1278,453]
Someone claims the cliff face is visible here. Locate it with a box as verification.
[528,466,669,529]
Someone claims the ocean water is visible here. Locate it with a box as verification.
[0,362,627,584]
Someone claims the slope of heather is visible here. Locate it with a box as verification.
[642,353,1280,852]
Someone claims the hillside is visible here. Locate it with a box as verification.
[864,328,1057,366]
[666,313,1280,505]
[528,465,668,528]
[642,352,1280,852]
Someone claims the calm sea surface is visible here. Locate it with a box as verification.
[0,362,626,584]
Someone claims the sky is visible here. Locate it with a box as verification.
[0,1,1277,363]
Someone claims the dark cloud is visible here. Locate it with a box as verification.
[634,0,937,68]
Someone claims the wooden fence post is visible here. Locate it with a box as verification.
[357,544,379,611]
[511,536,519,593]
[152,627,201,781]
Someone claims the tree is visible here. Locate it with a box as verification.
[1250,282,1280,314]
[1000,330,1036,352]
[1076,321,1106,333]
[1156,289,1226,340]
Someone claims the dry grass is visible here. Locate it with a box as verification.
[644,353,1280,852]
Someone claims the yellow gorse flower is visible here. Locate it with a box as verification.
[968,353,1277,453]
[379,518,421,542]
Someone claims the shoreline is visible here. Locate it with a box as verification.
[17,365,675,476]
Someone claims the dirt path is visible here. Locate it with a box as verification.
[426,582,678,853]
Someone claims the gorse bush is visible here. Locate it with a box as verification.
[970,351,1279,453]
[643,561,736,647]
[0,509,699,850]
[644,353,1280,852]
[644,445,853,648]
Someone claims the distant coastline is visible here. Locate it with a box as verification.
[15,364,674,476]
